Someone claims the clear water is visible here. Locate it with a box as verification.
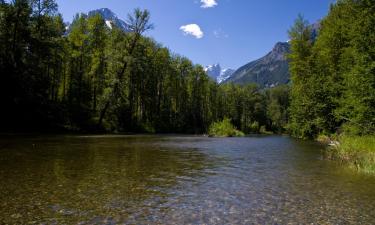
[0,135,374,224]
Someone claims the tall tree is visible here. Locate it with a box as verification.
[98,8,153,127]
[287,15,316,138]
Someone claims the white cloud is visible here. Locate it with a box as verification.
[180,24,204,39]
[200,0,218,8]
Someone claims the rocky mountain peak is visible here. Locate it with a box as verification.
[224,41,291,87]
[88,8,116,20]
[273,42,290,54]
[66,8,129,33]
[204,64,234,83]
[267,42,290,62]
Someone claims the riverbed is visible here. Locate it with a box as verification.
[0,135,374,224]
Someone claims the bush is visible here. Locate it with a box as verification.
[259,125,273,134]
[250,121,260,133]
[208,118,245,137]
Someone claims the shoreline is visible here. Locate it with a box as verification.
[318,135,375,174]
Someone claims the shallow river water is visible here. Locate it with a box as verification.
[0,135,375,224]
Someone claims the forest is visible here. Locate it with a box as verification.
[0,0,373,141]
[287,0,375,171]
[0,0,289,134]
[288,0,374,138]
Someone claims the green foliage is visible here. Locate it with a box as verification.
[215,83,274,134]
[334,0,375,135]
[208,118,244,137]
[316,134,332,145]
[0,1,290,134]
[288,0,375,138]
[266,85,289,133]
[287,0,375,171]
[259,125,269,134]
[327,135,375,173]
[249,121,260,133]
[287,15,320,138]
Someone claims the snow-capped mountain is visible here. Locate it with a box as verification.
[66,8,129,33]
[219,68,235,83]
[204,64,234,83]
[204,64,221,80]
[88,8,129,32]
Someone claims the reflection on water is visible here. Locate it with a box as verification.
[0,135,375,224]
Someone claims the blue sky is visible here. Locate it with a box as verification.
[56,0,334,69]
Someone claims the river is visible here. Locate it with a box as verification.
[0,135,374,224]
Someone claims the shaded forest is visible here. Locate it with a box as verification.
[0,0,288,133]
[0,0,373,139]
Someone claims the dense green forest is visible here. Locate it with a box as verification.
[288,0,374,138]
[0,0,373,142]
[0,0,288,133]
[287,0,375,171]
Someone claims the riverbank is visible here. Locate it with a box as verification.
[323,135,375,173]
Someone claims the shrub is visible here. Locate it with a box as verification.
[208,118,245,137]
[250,121,260,133]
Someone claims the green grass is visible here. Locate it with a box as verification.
[208,118,245,137]
[327,135,375,173]
[316,134,331,145]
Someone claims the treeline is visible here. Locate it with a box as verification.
[288,0,375,138]
[0,0,289,134]
[2,0,372,137]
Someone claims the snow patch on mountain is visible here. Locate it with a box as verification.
[65,8,129,33]
[219,68,235,83]
[88,8,129,32]
[204,64,235,83]
[105,20,112,29]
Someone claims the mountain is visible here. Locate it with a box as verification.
[225,42,290,87]
[204,64,221,80]
[219,68,235,83]
[204,64,235,83]
[88,8,129,32]
[225,22,320,87]
[66,8,129,33]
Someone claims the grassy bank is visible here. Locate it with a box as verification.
[208,119,245,137]
[326,135,375,173]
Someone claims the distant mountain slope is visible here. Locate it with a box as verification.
[225,22,320,87]
[204,64,221,81]
[225,42,290,87]
[219,68,235,83]
[204,64,235,83]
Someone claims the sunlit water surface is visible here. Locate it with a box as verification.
[0,135,375,224]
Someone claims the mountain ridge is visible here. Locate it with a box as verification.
[224,42,290,87]
[225,22,320,87]
[204,64,235,83]
[88,8,130,32]
[66,8,130,33]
